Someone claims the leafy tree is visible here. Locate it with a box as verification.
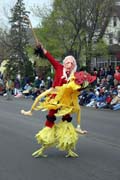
[92,39,109,58]
[0,29,10,64]
[5,0,34,80]
[32,0,116,70]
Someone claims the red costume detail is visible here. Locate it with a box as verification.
[74,71,96,85]
[45,120,55,128]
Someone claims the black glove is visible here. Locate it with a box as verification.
[34,45,45,58]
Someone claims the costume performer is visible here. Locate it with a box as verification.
[21,42,96,158]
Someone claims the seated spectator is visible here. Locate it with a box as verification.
[5,77,14,100]
[79,90,88,106]
[34,76,41,88]
[95,91,106,108]
[14,77,21,96]
[22,83,33,98]
[31,87,41,100]
[98,91,112,109]
[0,78,5,95]
[85,88,96,104]
[46,76,53,89]
[110,85,120,110]
[39,79,45,90]
[86,88,99,107]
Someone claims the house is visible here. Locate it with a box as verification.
[91,1,120,69]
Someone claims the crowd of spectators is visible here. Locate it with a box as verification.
[0,73,53,100]
[79,65,120,111]
[0,65,120,111]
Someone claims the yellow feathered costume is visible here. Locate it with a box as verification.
[21,72,96,157]
[22,74,84,124]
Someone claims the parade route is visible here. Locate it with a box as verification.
[0,96,120,180]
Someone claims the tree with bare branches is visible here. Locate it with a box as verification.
[32,0,116,69]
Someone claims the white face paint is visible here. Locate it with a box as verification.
[64,59,75,75]
[63,56,77,76]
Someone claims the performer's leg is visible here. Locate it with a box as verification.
[56,114,79,157]
[32,109,57,158]
[45,109,57,128]
[62,114,72,122]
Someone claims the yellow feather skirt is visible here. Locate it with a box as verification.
[56,121,78,151]
[35,125,57,147]
[34,120,78,152]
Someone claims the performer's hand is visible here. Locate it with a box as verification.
[21,110,32,116]
[34,42,47,57]
[76,125,87,134]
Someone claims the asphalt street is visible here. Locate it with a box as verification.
[0,96,120,180]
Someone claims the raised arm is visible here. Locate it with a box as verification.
[34,42,61,69]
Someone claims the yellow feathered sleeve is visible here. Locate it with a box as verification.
[21,88,54,115]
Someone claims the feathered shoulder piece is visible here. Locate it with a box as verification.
[74,71,96,88]
[34,45,45,58]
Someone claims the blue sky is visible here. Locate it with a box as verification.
[0,0,53,28]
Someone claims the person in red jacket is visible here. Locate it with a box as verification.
[36,43,78,128]
[22,42,87,158]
